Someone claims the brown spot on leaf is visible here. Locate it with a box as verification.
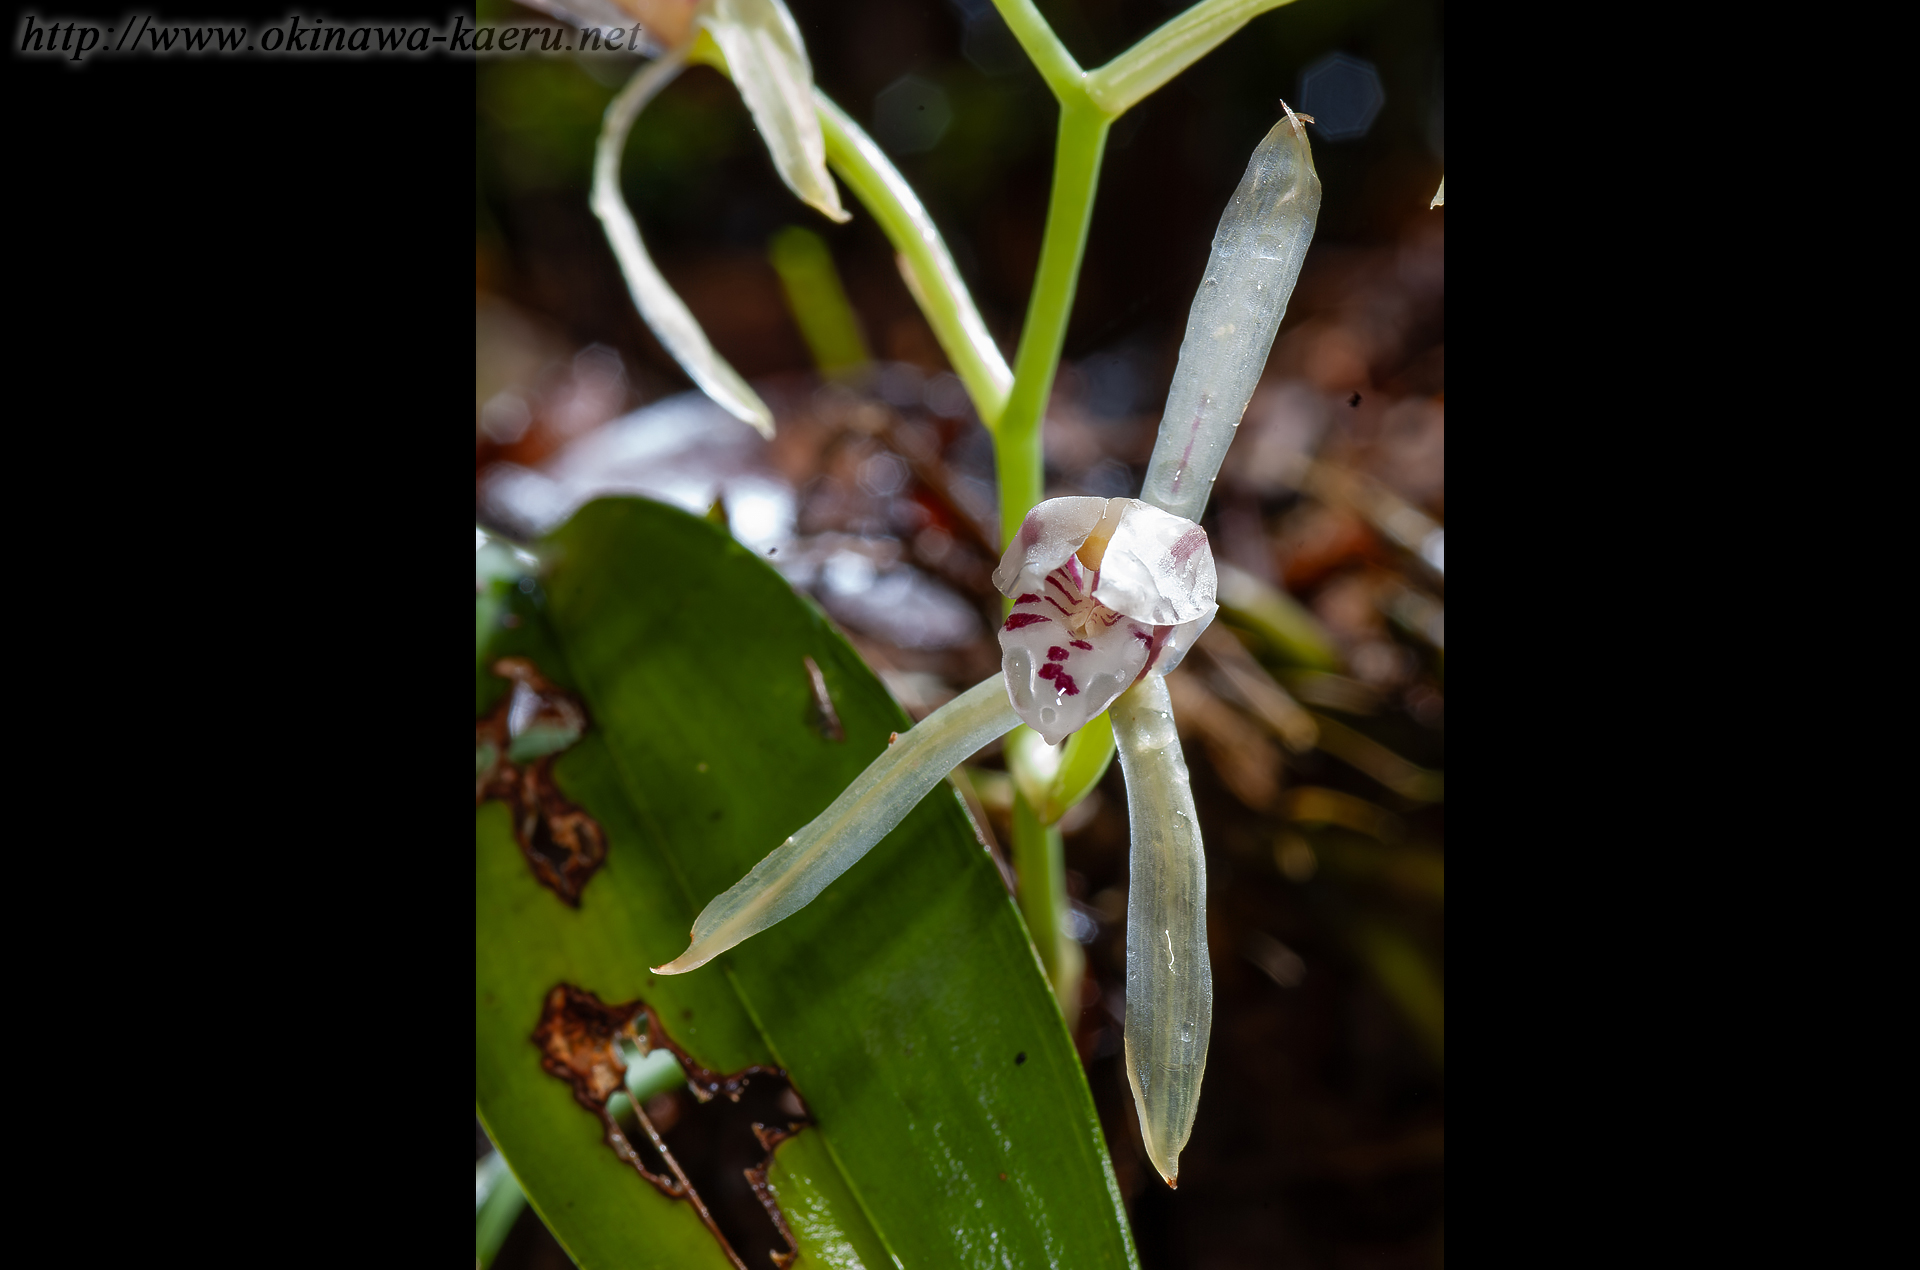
[476,657,607,905]
[535,984,647,1111]
[532,984,812,1270]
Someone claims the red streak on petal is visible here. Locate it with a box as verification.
[1016,593,1043,604]
[1045,596,1072,617]
[1046,574,1077,601]
[1070,640,1093,650]
[1130,628,1154,645]
[1135,625,1172,681]
[1037,663,1080,696]
[1169,410,1203,493]
[1046,647,1069,662]
[1004,612,1052,630]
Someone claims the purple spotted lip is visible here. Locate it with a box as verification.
[993,496,1218,745]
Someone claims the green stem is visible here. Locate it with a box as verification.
[1084,0,1299,116]
[1012,787,1082,1014]
[986,8,1108,1012]
[995,100,1111,549]
[1045,712,1115,822]
[987,0,1084,99]
[814,92,1013,430]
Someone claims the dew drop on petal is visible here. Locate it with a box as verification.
[1083,673,1121,708]
[1006,646,1035,711]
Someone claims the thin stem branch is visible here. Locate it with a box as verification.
[1012,787,1082,1014]
[994,100,1111,549]
[1085,0,1299,117]
[987,0,1084,101]
[814,92,1013,430]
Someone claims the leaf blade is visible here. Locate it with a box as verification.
[476,497,1139,1269]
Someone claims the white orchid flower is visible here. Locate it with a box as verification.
[656,104,1320,1190]
[522,0,848,436]
[995,496,1217,745]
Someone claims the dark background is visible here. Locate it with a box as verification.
[476,0,1443,398]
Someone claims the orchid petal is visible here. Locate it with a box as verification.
[1150,608,1217,677]
[990,496,1109,598]
[1090,501,1218,627]
[705,0,850,224]
[654,674,1018,974]
[593,53,776,437]
[1140,104,1320,522]
[1110,675,1212,1189]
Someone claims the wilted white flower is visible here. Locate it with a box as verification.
[526,0,847,435]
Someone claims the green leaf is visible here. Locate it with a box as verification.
[476,497,1137,1269]
[1046,713,1116,825]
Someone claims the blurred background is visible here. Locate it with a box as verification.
[477,1,1442,1265]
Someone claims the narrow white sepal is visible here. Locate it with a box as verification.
[1140,103,1321,522]
[1111,675,1212,1189]
[654,674,1019,973]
